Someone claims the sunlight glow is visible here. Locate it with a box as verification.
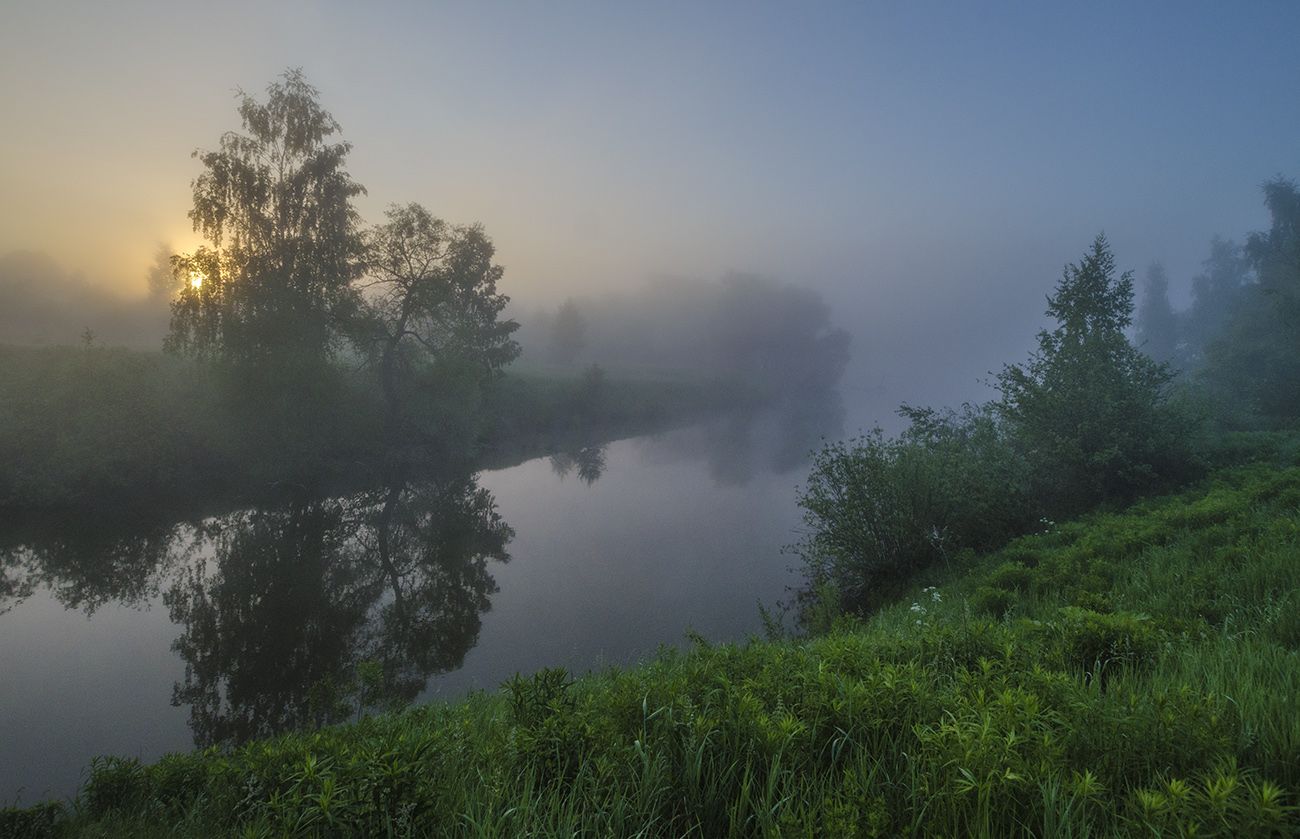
[189,270,204,289]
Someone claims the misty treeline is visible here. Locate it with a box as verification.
[793,174,1300,623]
[518,274,850,400]
[1136,178,1300,422]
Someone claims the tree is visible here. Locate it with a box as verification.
[549,298,587,365]
[1135,262,1180,366]
[357,203,520,454]
[165,69,365,369]
[996,235,1196,515]
[1202,178,1300,422]
[1182,237,1252,366]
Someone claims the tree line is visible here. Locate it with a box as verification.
[1136,181,1300,424]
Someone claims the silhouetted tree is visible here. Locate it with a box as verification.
[165,69,364,369]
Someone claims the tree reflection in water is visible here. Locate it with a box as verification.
[165,474,512,747]
[548,444,607,485]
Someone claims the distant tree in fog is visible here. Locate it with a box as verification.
[1136,262,1180,366]
[1183,237,1252,366]
[145,243,179,302]
[1203,178,1300,421]
[704,274,850,396]
[549,298,587,365]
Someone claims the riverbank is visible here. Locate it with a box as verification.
[17,440,1300,837]
[0,344,752,515]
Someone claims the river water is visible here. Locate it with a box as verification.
[0,401,855,802]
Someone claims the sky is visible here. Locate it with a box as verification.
[3,0,1299,406]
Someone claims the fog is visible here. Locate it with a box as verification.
[4,3,1299,423]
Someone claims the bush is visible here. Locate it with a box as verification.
[792,403,1032,619]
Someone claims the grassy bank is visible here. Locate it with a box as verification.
[0,344,744,513]
[15,446,1299,836]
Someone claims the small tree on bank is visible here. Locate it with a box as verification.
[996,235,1197,516]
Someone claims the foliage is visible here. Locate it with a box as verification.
[165,69,364,370]
[353,203,520,457]
[0,345,727,512]
[997,234,1202,516]
[1203,178,1300,424]
[791,403,1032,618]
[0,802,60,838]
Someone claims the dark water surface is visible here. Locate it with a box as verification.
[0,403,853,802]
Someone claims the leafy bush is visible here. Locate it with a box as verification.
[792,403,1032,619]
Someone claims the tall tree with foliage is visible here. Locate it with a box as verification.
[997,235,1196,516]
[165,69,365,369]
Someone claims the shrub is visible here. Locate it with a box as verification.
[792,404,1032,620]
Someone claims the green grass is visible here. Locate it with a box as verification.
[14,453,1300,836]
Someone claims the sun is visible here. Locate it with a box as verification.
[188,270,204,289]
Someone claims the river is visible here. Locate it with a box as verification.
[0,399,857,802]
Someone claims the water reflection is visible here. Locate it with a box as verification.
[642,389,844,486]
[0,395,844,769]
[1,472,511,750]
[548,444,608,485]
[167,475,511,747]
[0,513,183,615]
